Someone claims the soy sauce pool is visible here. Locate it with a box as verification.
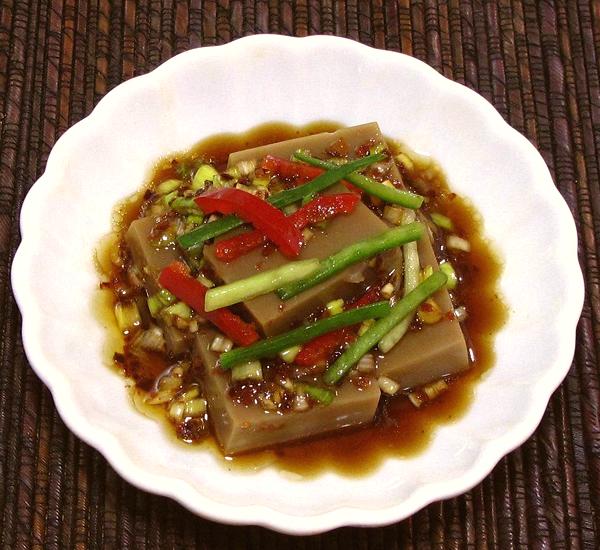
[97,122,506,477]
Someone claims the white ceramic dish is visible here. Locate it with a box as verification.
[11,35,583,534]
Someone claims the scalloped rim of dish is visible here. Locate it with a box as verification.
[11,35,583,534]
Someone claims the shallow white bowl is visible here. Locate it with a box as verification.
[11,35,583,534]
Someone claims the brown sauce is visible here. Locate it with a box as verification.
[96,122,506,477]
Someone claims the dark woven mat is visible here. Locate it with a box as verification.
[1,1,599,548]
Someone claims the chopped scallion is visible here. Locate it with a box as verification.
[186,214,204,228]
[369,143,387,156]
[252,177,270,188]
[423,379,448,400]
[446,235,471,252]
[326,299,345,316]
[114,301,141,333]
[395,152,414,171]
[279,345,301,363]
[162,190,179,206]
[378,376,400,396]
[156,178,182,195]
[430,212,454,231]
[383,205,403,225]
[231,360,263,382]
[171,197,201,215]
[297,384,334,405]
[440,261,458,290]
[163,301,193,320]
[210,335,233,353]
[183,398,207,417]
[192,164,219,191]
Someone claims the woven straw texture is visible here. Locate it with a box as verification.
[1,1,599,548]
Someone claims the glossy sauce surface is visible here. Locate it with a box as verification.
[99,122,506,477]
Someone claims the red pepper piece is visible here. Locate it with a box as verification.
[195,188,303,258]
[350,285,381,308]
[260,155,362,195]
[215,193,360,262]
[295,286,381,367]
[260,155,324,185]
[215,228,267,262]
[290,193,359,228]
[294,327,355,370]
[158,261,259,346]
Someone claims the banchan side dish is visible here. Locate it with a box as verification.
[97,122,505,470]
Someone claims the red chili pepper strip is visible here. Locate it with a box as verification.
[158,261,259,346]
[215,193,360,262]
[291,193,359,228]
[215,229,268,262]
[260,155,362,194]
[195,188,303,258]
[350,286,381,308]
[295,286,381,367]
[294,328,355,369]
[260,155,324,185]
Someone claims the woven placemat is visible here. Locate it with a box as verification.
[1,1,598,547]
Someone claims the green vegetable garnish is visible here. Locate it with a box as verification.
[192,164,219,190]
[378,209,420,353]
[277,223,423,300]
[430,212,454,231]
[231,360,263,382]
[219,301,392,370]
[147,288,177,317]
[204,259,320,312]
[297,384,334,405]
[156,178,182,195]
[292,151,424,209]
[171,197,201,215]
[323,271,447,385]
[440,261,458,290]
[163,301,193,320]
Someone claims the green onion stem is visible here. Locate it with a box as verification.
[277,223,423,300]
[219,301,392,370]
[292,151,424,209]
[204,259,320,312]
[378,210,421,353]
[231,360,263,382]
[439,261,458,290]
[430,212,454,231]
[297,384,334,405]
[147,289,177,318]
[171,197,201,215]
[323,271,447,385]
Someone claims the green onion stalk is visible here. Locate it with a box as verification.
[292,151,424,209]
[204,259,320,312]
[219,301,392,370]
[323,271,448,385]
[277,223,423,300]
